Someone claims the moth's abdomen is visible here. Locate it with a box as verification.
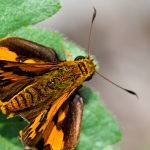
[1,87,38,115]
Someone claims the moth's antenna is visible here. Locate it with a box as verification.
[87,7,97,56]
[96,71,138,99]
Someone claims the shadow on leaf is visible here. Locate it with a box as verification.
[0,112,27,142]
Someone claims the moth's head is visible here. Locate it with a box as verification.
[75,56,96,80]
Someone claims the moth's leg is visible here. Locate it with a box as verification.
[0,37,58,62]
[63,94,84,149]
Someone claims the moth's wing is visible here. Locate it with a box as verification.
[0,37,58,63]
[0,60,58,102]
[20,89,83,150]
[0,78,34,103]
[42,94,84,150]
[62,94,83,149]
[0,36,59,102]
[19,103,49,122]
[20,91,75,147]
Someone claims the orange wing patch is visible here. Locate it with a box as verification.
[24,59,37,63]
[44,122,64,150]
[0,100,3,107]
[57,105,69,123]
[0,47,17,62]
[43,105,69,150]
[1,71,27,81]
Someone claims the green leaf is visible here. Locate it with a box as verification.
[0,0,61,37]
[78,87,122,150]
[0,27,122,149]
[0,113,27,150]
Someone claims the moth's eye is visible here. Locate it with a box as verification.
[75,56,85,60]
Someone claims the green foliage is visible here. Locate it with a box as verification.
[78,87,122,150]
[0,0,61,37]
[0,114,27,150]
[0,0,122,150]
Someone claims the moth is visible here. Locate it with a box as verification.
[0,35,95,149]
[0,9,137,150]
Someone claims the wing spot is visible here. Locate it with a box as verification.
[0,47,17,61]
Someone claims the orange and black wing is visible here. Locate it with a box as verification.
[0,36,59,103]
[0,60,59,103]
[0,37,58,63]
[20,91,83,150]
[43,94,83,150]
